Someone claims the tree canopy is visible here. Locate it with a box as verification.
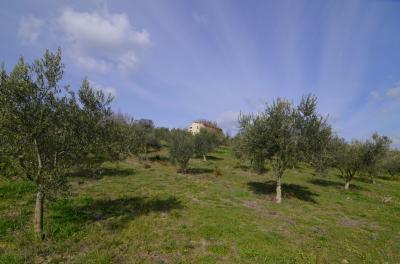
[0,49,125,237]
[236,95,332,203]
[168,129,194,173]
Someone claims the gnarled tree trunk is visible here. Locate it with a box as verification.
[34,191,44,239]
[203,155,207,161]
[344,171,354,190]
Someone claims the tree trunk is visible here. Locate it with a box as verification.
[203,155,206,161]
[34,139,45,239]
[370,174,376,184]
[34,191,44,239]
[276,175,282,204]
[344,181,350,190]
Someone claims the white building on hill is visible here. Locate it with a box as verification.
[187,120,222,135]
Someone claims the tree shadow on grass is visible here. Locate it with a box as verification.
[49,196,183,237]
[376,175,398,181]
[101,167,135,177]
[310,178,363,190]
[68,167,135,179]
[148,154,169,163]
[234,164,250,171]
[206,155,223,161]
[186,168,214,174]
[309,178,343,188]
[247,181,318,203]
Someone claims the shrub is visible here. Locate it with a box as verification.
[169,129,194,173]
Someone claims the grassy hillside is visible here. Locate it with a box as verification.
[1,146,399,263]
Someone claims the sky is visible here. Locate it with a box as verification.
[1,0,400,146]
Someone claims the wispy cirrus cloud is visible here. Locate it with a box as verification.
[193,12,208,25]
[18,15,43,44]
[89,80,117,97]
[369,90,381,100]
[216,111,240,134]
[76,56,112,73]
[368,81,400,101]
[386,81,400,99]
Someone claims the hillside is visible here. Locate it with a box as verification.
[1,146,399,263]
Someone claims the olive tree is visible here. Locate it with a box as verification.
[0,49,114,238]
[262,99,298,203]
[193,128,218,161]
[105,113,135,165]
[169,129,194,173]
[296,95,332,176]
[362,133,391,183]
[331,137,365,189]
[154,127,171,143]
[74,79,116,175]
[381,150,400,179]
[238,95,329,203]
[231,133,246,160]
[130,119,161,160]
[237,114,269,173]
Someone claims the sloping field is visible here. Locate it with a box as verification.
[1,146,399,263]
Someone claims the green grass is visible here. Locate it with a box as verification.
[1,146,399,263]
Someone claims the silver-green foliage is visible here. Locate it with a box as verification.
[168,129,194,173]
[193,128,219,160]
[381,150,400,178]
[236,95,331,202]
[0,49,120,236]
[362,133,391,183]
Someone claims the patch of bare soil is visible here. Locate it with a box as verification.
[338,217,362,228]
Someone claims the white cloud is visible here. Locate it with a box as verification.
[386,82,400,98]
[216,111,240,134]
[193,12,208,25]
[89,80,117,97]
[76,55,112,73]
[18,15,43,44]
[57,7,152,72]
[117,51,139,72]
[369,90,381,100]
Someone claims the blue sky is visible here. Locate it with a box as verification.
[1,0,400,146]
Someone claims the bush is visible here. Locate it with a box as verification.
[381,150,400,179]
[194,128,219,160]
[169,129,194,173]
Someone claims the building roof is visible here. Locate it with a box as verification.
[192,120,222,132]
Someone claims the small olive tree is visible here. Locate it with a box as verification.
[381,150,400,179]
[169,129,194,173]
[362,133,391,183]
[129,119,161,160]
[237,114,269,173]
[263,99,298,203]
[193,128,219,161]
[75,79,115,175]
[154,127,171,143]
[238,95,329,203]
[331,137,365,189]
